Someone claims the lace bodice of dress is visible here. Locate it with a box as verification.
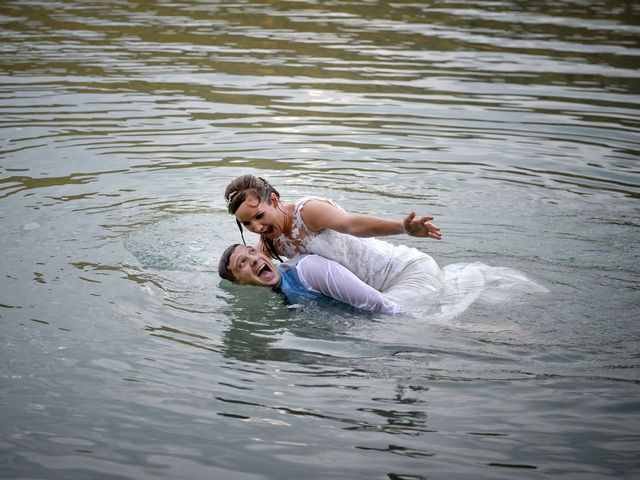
[276,197,340,258]
[275,197,422,291]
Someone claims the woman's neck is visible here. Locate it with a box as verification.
[280,202,294,237]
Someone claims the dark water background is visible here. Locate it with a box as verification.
[1,1,639,478]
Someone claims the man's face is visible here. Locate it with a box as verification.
[229,245,280,287]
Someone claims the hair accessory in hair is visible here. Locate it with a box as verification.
[226,190,238,205]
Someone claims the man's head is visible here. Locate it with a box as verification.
[218,244,280,287]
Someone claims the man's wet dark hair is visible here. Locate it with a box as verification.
[218,243,240,282]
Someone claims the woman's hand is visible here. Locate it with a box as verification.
[403,211,442,239]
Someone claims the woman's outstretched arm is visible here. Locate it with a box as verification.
[300,199,441,239]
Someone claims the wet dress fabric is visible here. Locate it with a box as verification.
[275,197,443,306]
[277,254,398,314]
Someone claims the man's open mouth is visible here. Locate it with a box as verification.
[258,263,272,278]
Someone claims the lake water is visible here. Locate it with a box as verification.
[1,0,639,478]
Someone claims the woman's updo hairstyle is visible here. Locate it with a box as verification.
[225,174,280,215]
[224,174,283,261]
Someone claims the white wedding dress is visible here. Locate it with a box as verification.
[275,197,443,306]
[275,197,547,318]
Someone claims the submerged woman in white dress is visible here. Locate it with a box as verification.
[224,174,443,306]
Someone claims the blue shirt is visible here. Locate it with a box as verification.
[271,255,398,314]
[276,263,325,305]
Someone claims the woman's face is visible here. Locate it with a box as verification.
[228,245,280,287]
[234,193,284,240]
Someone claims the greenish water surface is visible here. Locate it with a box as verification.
[1,1,639,479]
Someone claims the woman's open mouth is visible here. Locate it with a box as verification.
[262,225,276,238]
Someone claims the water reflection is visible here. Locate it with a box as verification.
[2,0,638,198]
[1,0,639,478]
[144,324,222,354]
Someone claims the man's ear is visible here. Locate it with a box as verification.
[270,192,278,205]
